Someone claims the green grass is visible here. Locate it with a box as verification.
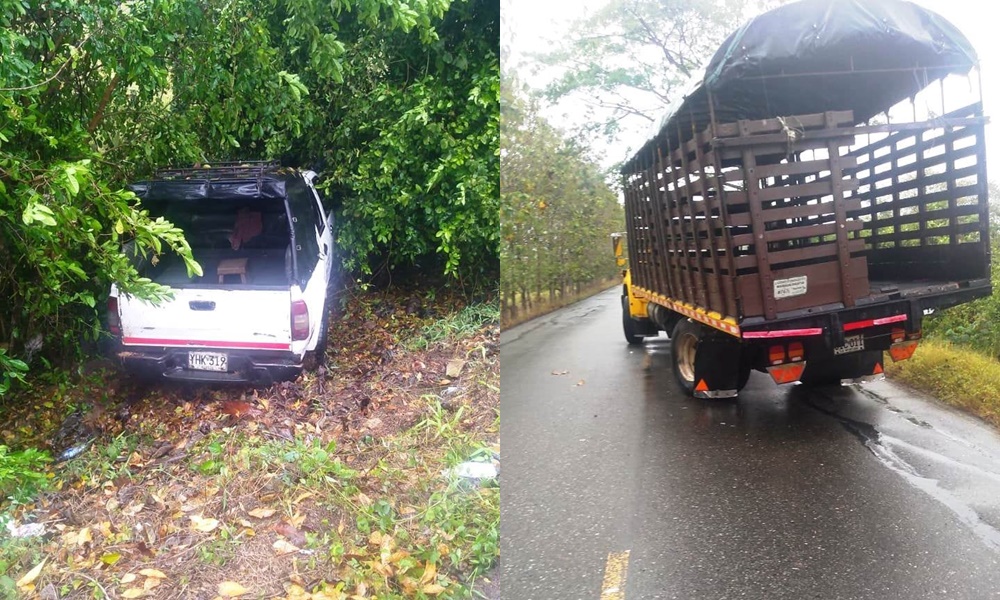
[405,302,499,350]
[885,339,1000,426]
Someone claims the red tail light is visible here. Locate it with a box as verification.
[768,344,786,366]
[788,342,804,362]
[291,300,309,341]
[107,297,121,336]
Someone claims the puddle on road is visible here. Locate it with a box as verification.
[804,389,1000,553]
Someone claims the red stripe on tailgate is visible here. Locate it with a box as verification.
[123,337,290,350]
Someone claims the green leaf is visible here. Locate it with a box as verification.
[100,553,121,566]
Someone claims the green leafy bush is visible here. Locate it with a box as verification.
[0,445,51,502]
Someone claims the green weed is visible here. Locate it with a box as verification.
[405,302,499,350]
[0,445,51,503]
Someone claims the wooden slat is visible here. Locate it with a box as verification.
[676,122,710,308]
[873,201,981,229]
[717,136,855,161]
[869,220,983,245]
[713,111,854,138]
[826,117,857,307]
[650,153,674,297]
[734,239,866,270]
[856,163,979,201]
[758,178,858,202]
[662,139,694,304]
[754,156,859,180]
[739,120,777,319]
[691,128,730,315]
[731,220,863,247]
[729,198,864,226]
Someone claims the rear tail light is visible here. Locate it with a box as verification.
[788,342,804,362]
[107,297,121,336]
[891,327,905,343]
[768,345,786,366]
[291,300,309,341]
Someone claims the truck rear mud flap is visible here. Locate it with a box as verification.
[691,333,745,399]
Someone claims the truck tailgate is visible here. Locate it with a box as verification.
[119,288,292,351]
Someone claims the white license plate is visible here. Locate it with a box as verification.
[188,351,228,372]
[833,334,864,356]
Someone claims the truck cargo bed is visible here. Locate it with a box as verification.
[623,103,990,326]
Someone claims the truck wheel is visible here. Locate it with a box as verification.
[671,318,702,395]
[622,296,645,345]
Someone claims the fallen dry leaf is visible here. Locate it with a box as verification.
[121,574,137,584]
[247,507,276,519]
[273,539,300,555]
[422,583,447,595]
[139,568,167,579]
[222,400,259,418]
[190,514,220,533]
[121,588,148,599]
[218,581,249,597]
[77,526,92,547]
[419,561,437,586]
[575,379,585,386]
[16,558,45,588]
[446,359,466,378]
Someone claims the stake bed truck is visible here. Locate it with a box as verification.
[619,0,991,397]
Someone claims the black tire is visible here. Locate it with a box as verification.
[671,318,702,396]
[622,296,645,345]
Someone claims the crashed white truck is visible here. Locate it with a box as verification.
[107,162,335,382]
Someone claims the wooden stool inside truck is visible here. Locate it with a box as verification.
[217,257,248,284]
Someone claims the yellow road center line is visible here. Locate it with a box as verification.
[600,550,630,600]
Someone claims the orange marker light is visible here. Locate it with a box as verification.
[889,340,919,362]
[891,327,905,343]
[873,362,884,375]
[788,342,804,362]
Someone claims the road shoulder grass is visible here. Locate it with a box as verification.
[885,339,1000,427]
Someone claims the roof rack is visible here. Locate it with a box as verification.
[154,160,282,181]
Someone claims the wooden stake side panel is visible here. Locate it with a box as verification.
[621,104,989,322]
[850,103,989,281]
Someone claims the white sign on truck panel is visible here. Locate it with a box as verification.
[773,275,808,299]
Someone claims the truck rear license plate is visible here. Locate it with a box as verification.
[833,335,864,356]
[189,351,228,372]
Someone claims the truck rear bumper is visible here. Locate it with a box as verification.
[116,345,303,383]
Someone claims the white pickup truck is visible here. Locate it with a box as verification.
[107,162,335,382]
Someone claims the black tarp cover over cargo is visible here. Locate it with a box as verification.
[624,0,978,172]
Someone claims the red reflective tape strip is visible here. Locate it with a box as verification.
[123,337,290,350]
[742,328,823,339]
[843,314,907,331]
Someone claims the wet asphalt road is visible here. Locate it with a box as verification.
[500,288,1000,600]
